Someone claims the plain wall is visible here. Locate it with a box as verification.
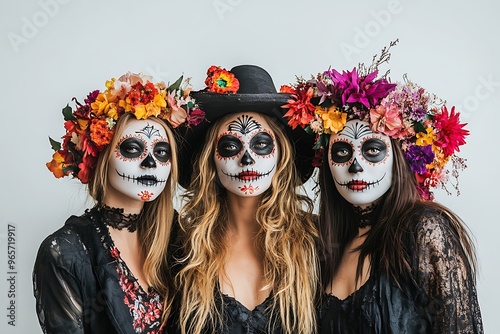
[1,0,498,332]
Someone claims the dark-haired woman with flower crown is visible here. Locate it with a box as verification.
[33,72,200,334]
[284,60,483,333]
[172,65,319,334]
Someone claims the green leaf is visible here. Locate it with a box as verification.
[49,137,61,151]
[168,75,184,92]
[413,121,426,134]
[62,104,76,121]
[313,140,323,150]
[312,133,328,150]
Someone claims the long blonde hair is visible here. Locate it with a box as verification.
[177,114,318,334]
[88,113,178,323]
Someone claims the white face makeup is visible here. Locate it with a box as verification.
[108,119,171,202]
[328,120,393,207]
[214,112,278,197]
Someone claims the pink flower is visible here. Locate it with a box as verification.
[188,109,206,126]
[165,91,187,128]
[325,68,396,108]
[433,106,469,156]
[369,104,403,136]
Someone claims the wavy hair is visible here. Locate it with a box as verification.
[177,114,318,334]
[88,113,178,324]
[318,137,477,288]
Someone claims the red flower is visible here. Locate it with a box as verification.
[110,247,120,260]
[312,147,324,168]
[433,106,469,156]
[77,154,97,184]
[282,85,315,129]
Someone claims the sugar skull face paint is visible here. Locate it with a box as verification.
[108,119,171,202]
[328,120,393,207]
[215,112,277,197]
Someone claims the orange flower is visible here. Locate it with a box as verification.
[46,151,66,178]
[139,190,154,201]
[90,119,114,147]
[282,86,315,129]
[205,66,239,93]
[279,85,296,94]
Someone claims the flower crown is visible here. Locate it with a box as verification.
[281,52,469,200]
[46,72,205,184]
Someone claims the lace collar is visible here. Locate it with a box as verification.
[353,203,377,228]
[87,204,142,232]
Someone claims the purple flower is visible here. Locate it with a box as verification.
[84,90,100,105]
[316,77,343,106]
[324,68,396,109]
[410,107,427,121]
[405,144,434,174]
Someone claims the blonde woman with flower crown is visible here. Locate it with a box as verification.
[33,73,200,334]
[172,65,319,334]
[284,55,483,333]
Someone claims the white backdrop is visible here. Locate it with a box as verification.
[1,0,498,332]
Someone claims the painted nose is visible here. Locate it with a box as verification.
[240,150,255,166]
[348,158,363,173]
[141,153,157,168]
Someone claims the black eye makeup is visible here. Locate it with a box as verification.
[119,137,146,159]
[250,132,274,156]
[330,141,353,164]
[217,134,243,158]
[153,141,171,163]
[361,138,388,163]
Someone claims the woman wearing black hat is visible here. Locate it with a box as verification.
[173,65,319,334]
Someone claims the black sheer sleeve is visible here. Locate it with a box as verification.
[33,229,87,334]
[414,211,483,334]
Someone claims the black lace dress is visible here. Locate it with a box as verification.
[168,288,282,334]
[33,206,164,334]
[317,208,483,334]
[215,291,281,334]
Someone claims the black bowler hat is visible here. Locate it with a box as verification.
[177,65,315,189]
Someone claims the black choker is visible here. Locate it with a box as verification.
[92,204,142,232]
[353,203,377,228]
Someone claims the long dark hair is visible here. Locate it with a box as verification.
[318,137,477,288]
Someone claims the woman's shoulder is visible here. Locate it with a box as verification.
[36,213,96,266]
[411,204,457,235]
[406,204,466,258]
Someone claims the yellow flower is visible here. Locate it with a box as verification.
[430,146,450,169]
[77,118,89,131]
[416,127,436,146]
[105,78,115,91]
[133,104,147,119]
[154,91,167,109]
[316,106,347,134]
[145,101,161,118]
[91,93,112,116]
[105,103,119,120]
